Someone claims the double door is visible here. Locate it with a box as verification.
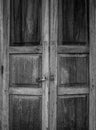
[2,0,94,130]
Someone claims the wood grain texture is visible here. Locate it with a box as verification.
[58,0,88,44]
[9,46,42,54]
[41,0,49,130]
[9,87,42,96]
[10,0,42,45]
[58,46,89,54]
[0,0,3,128]
[9,95,42,130]
[58,54,89,87]
[50,0,58,130]
[89,0,96,130]
[42,42,49,130]
[2,0,10,129]
[58,87,89,95]
[9,54,42,86]
[49,42,57,130]
[1,1,93,130]
[57,96,89,130]
[3,0,49,130]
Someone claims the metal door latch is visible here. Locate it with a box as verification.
[36,76,47,82]
[50,75,54,81]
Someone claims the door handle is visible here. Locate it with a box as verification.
[36,76,47,82]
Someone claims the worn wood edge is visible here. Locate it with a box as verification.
[2,0,10,130]
[58,53,88,57]
[58,87,89,95]
[58,45,89,54]
[42,42,49,130]
[58,94,88,99]
[89,0,96,130]
[42,0,49,130]
[9,87,42,95]
[0,0,3,129]
[9,46,43,54]
[49,0,58,129]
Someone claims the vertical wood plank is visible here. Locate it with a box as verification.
[0,0,3,129]
[2,0,10,130]
[42,42,49,130]
[89,0,96,130]
[50,0,58,130]
[42,0,49,130]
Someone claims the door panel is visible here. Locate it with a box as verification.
[10,0,42,45]
[58,54,89,87]
[57,95,89,130]
[9,54,42,86]
[58,0,88,45]
[9,95,42,130]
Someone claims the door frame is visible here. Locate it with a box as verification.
[0,0,96,130]
[89,0,96,129]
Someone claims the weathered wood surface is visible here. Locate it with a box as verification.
[89,0,96,130]
[0,0,3,129]
[57,96,88,130]
[1,0,96,130]
[58,87,89,95]
[41,0,49,129]
[50,0,58,130]
[58,54,89,87]
[57,1,90,130]
[58,46,89,54]
[9,46,42,54]
[2,0,10,129]
[9,87,42,95]
[9,54,42,86]
[10,0,42,45]
[9,95,42,130]
[2,0,49,130]
[58,0,88,44]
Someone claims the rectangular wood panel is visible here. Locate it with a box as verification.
[9,95,42,130]
[58,0,88,45]
[58,54,89,87]
[9,54,42,87]
[10,0,42,45]
[57,95,89,130]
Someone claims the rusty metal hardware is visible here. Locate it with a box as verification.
[37,75,54,82]
[50,75,54,81]
[36,76,47,82]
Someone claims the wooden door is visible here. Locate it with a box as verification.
[2,0,96,130]
[57,1,89,129]
[49,0,91,130]
[2,0,49,130]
